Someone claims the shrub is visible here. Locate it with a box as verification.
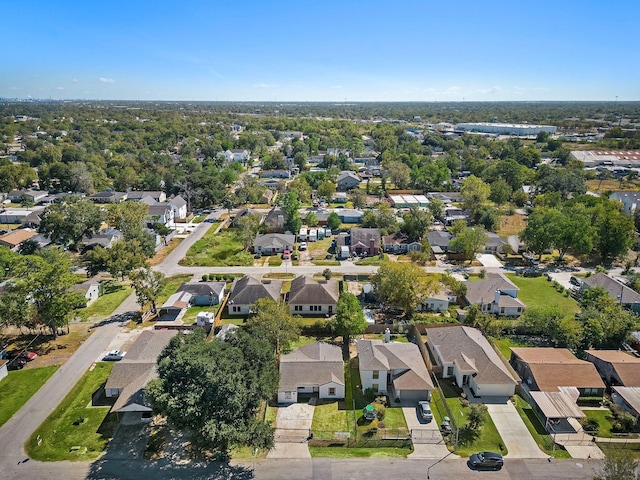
[581,418,599,433]
[479,269,486,279]
[202,274,209,281]
[613,412,636,432]
[364,388,377,402]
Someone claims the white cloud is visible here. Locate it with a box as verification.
[56,86,65,90]
[99,77,116,83]
[253,83,278,88]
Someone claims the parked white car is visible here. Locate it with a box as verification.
[103,350,126,361]
[299,242,308,251]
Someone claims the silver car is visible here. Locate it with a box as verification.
[418,401,433,422]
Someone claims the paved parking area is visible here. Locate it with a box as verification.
[402,405,453,459]
[487,401,548,458]
[476,253,503,268]
[267,403,315,459]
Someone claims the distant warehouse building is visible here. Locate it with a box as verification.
[455,123,557,136]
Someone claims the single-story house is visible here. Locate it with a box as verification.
[0,228,38,249]
[427,191,463,204]
[336,171,361,191]
[585,350,640,387]
[464,273,526,317]
[287,276,339,315]
[253,233,295,256]
[332,192,348,203]
[80,228,123,252]
[126,190,167,203]
[89,190,127,203]
[7,189,49,204]
[612,386,640,419]
[510,348,605,398]
[484,232,508,254]
[357,338,434,403]
[426,230,453,254]
[417,288,456,312]
[227,276,282,315]
[177,282,226,306]
[104,330,177,413]
[278,342,345,404]
[382,233,421,253]
[261,169,290,179]
[0,209,35,224]
[336,209,363,224]
[580,273,640,313]
[427,326,519,398]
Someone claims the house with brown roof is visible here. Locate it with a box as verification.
[277,342,345,404]
[464,273,526,317]
[104,330,177,414]
[287,276,339,315]
[585,350,640,387]
[158,291,192,321]
[427,326,519,398]
[336,228,381,256]
[227,276,282,315]
[357,338,434,403]
[382,233,422,253]
[510,348,605,397]
[0,228,38,250]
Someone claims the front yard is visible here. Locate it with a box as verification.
[0,366,59,427]
[27,362,116,461]
[79,282,132,321]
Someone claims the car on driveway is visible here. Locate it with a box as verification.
[7,358,27,370]
[103,350,126,361]
[417,401,433,422]
[469,451,503,470]
[299,242,307,251]
[7,350,38,361]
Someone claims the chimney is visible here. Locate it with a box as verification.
[494,289,501,305]
[384,328,391,343]
[369,238,375,255]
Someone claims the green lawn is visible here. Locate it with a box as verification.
[27,362,115,461]
[157,274,194,305]
[584,409,616,437]
[181,304,221,324]
[513,396,571,458]
[192,215,206,223]
[312,401,350,432]
[356,254,389,266]
[309,446,410,458]
[438,381,507,457]
[506,274,579,316]
[493,337,534,360]
[312,260,341,266]
[0,366,59,427]
[179,229,253,266]
[79,284,132,321]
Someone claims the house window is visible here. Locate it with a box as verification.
[232,306,240,313]
[517,307,522,313]
[446,366,454,377]
[294,305,302,312]
[372,383,379,392]
[500,307,505,314]
[328,387,336,396]
[372,370,379,380]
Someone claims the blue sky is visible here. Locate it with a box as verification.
[3,0,639,101]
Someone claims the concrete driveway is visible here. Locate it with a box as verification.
[267,402,315,459]
[487,401,548,458]
[476,253,503,268]
[402,405,454,459]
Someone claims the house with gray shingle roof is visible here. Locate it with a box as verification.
[357,339,434,402]
[428,325,519,398]
[277,342,345,404]
[178,281,226,306]
[253,233,295,255]
[104,330,178,413]
[228,276,282,315]
[336,171,361,191]
[287,276,339,315]
[580,272,640,313]
[464,273,526,317]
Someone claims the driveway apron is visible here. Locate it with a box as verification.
[487,401,548,458]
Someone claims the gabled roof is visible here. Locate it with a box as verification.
[288,276,339,305]
[228,276,281,305]
[0,228,38,248]
[336,171,360,182]
[178,281,226,298]
[586,350,640,386]
[253,233,295,249]
[350,228,381,248]
[426,230,453,247]
[464,273,521,305]
[582,273,640,305]
[148,203,171,215]
[279,342,344,391]
[383,233,421,246]
[126,191,164,201]
[511,347,605,392]
[357,339,434,390]
[161,291,192,310]
[169,195,187,209]
[428,326,518,386]
[612,386,640,415]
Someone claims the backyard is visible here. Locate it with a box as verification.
[26,362,116,461]
[179,229,253,266]
[507,274,579,316]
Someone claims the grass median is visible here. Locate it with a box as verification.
[26,362,116,461]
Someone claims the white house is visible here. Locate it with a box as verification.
[287,276,339,315]
[0,360,8,382]
[427,326,519,398]
[417,287,456,313]
[610,191,640,214]
[357,338,434,403]
[278,342,345,404]
[219,149,250,164]
[227,276,282,315]
[71,278,102,307]
[169,195,188,219]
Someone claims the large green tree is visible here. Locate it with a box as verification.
[372,262,438,316]
[460,175,490,214]
[450,226,488,263]
[278,191,302,234]
[130,267,166,314]
[39,196,103,250]
[335,292,367,356]
[245,298,300,355]
[401,206,432,240]
[147,328,278,453]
